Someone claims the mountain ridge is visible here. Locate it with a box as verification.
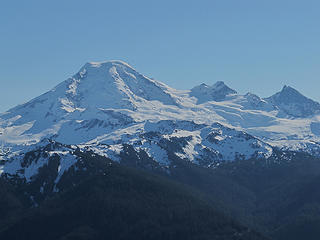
[190,81,238,103]
[1,60,320,169]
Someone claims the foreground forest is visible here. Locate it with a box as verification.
[1,148,320,240]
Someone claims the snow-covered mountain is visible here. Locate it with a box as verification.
[1,60,320,183]
[266,85,320,117]
[190,81,237,103]
[1,120,273,189]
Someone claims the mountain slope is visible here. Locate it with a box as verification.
[0,120,273,188]
[2,138,320,240]
[0,153,267,240]
[165,150,320,240]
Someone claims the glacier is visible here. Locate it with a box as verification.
[1,60,320,182]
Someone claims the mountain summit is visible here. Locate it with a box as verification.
[56,60,177,111]
[266,85,320,117]
[72,61,176,108]
[190,81,237,103]
[9,60,176,115]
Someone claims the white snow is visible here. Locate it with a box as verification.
[54,154,78,184]
[1,60,320,181]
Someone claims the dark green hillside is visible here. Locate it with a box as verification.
[0,154,265,240]
[163,151,320,239]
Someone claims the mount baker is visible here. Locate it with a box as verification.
[1,60,320,183]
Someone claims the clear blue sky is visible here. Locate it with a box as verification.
[1,0,319,112]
